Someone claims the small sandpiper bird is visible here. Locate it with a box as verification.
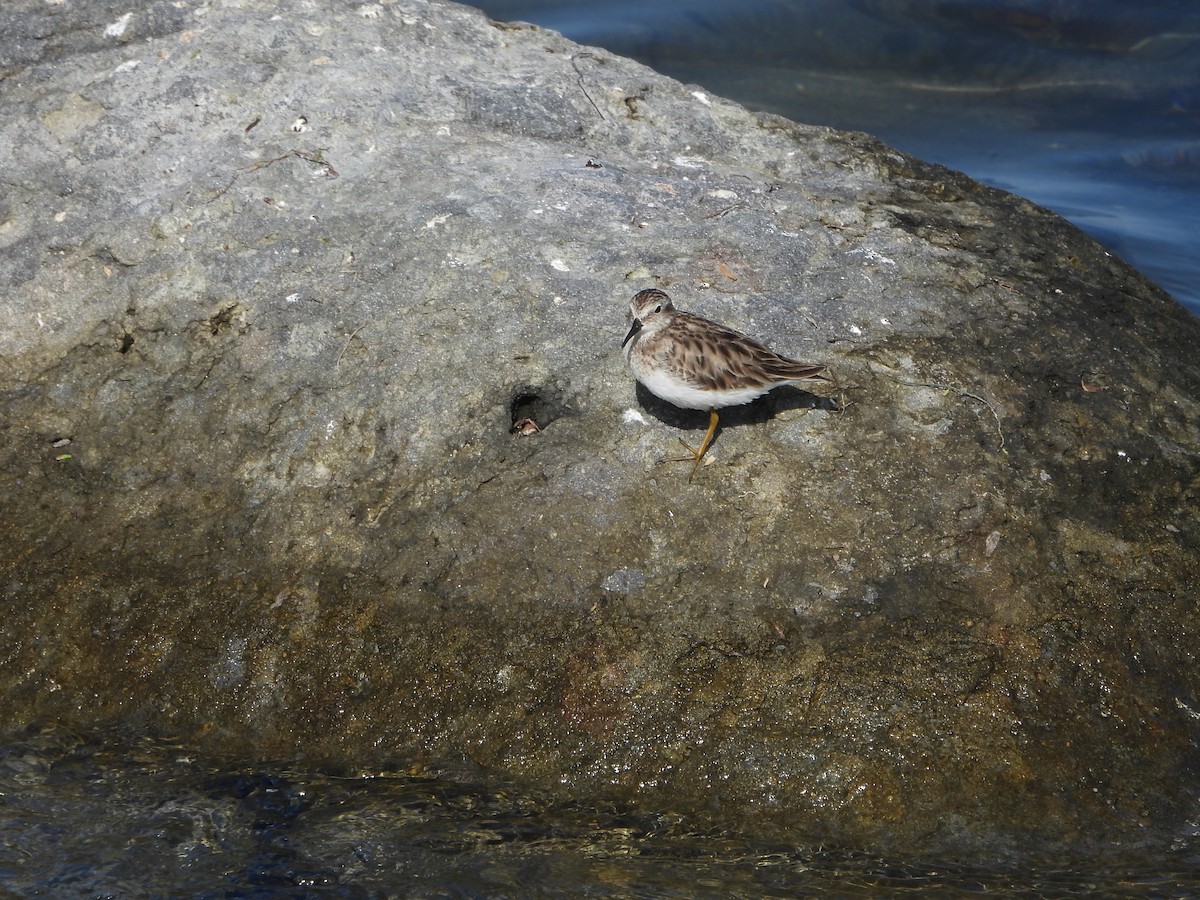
[621,288,830,479]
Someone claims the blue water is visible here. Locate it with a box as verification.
[468,0,1200,315]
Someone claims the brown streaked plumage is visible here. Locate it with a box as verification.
[621,288,829,479]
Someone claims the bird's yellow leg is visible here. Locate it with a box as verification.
[668,409,720,481]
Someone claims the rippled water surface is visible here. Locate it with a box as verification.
[467,0,1200,316]
[2,730,1199,897]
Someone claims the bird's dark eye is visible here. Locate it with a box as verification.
[653,305,662,313]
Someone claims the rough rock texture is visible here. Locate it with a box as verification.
[2,0,1199,861]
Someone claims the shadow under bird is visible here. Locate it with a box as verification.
[621,288,830,479]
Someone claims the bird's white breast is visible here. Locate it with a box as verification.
[629,354,770,410]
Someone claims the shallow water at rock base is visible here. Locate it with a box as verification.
[3,728,1197,898]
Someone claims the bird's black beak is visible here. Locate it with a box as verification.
[621,318,642,348]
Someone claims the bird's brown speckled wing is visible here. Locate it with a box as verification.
[668,312,826,391]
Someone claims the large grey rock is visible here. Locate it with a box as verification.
[2,0,1198,861]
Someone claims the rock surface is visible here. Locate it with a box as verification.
[2,0,1199,861]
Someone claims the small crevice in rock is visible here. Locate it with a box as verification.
[203,302,242,337]
[509,386,566,435]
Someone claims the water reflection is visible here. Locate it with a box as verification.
[469,0,1200,315]
[2,728,1198,896]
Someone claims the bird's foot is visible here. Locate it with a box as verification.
[665,438,707,481]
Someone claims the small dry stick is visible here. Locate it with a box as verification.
[900,379,1005,449]
[207,149,338,202]
[571,54,606,122]
[335,323,368,368]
